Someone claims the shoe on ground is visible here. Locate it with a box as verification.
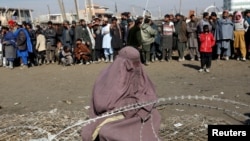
[225,56,229,61]
[205,68,210,73]
[86,62,90,65]
[144,62,150,66]
[178,58,184,62]
[242,58,246,61]
[190,58,194,61]
[198,69,204,72]
[237,57,240,61]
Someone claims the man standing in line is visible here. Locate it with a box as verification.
[140,18,157,66]
[161,14,175,62]
[75,19,92,51]
[175,14,187,62]
[215,10,234,61]
[187,14,200,61]
[44,21,57,64]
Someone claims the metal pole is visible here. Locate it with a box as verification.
[74,0,79,20]
[179,0,182,14]
[18,7,21,23]
[87,0,92,22]
[61,0,67,20]
[142,0,150,23]
[47,5,51,21]
[58,0,64,21]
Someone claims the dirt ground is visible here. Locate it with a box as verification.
[0,57,250,140]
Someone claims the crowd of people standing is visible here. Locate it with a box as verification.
[0,10,250,71]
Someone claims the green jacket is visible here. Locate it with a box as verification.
[140,23,157,45]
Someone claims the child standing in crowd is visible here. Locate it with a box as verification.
[198,25,215,73]
[61,46,73,66]
[55,40,63,65]
[35,30,46,65]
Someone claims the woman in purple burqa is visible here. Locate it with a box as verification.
[81,46,161,141]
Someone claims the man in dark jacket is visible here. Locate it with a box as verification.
[110,17,123,59]
[62,20,74,49]
[75,19,92,49]
[175,14,187,61]
[44,21,57,64]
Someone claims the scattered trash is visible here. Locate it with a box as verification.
[0,106,2,109]
[170,131,179,136]
[220,92,224,95]
[176,109,184,112]
[188,132,194,136]
[235,106,240,109]
[63,100,73,105]
[49,109,57,114]
[84,106,90,110]
[212,95,218,98]
[14,102,20,106]
[174,123,183,128]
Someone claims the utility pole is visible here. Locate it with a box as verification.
[47,5,51,21]
[158,6,162,19]
[61,0,67,20]
[179,0,182,14]
[87,0,93,21]
[74,0,79,20]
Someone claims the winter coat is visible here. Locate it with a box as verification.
[215,18,234,41]
[74,43,91,60]
[36,34,46,52]
[140,23,157,45]
[3,31,16,59]
[44,27,57,46]
[75,25,91,45]
[187,21,199,48]
[62,28,74,46]
[199,32,215,53]
[110,24,123,49]
[175,20,187,43]
[93,26,103,50]
[127,26,141,48]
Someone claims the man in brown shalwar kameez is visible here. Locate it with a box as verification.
[81,46,161,141]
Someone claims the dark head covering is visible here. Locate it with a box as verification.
[81,46,161,141]
[164,14,170,18]
[211,12,217,17]
[47,21,52,25]
[203,12,209,18]
[175,13,181,17]
[72,20,76,24]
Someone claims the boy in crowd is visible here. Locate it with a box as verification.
[61,46,73,66]
[198,25,215,73]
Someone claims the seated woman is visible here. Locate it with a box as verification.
[74,39,91,65]
[60,46,73,66]
[81,46,161,141]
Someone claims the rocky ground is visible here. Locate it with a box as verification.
[0,57,249,141]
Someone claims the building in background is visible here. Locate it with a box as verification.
[224,0,250,11]
[0,7,33,25]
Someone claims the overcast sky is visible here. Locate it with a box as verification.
[1,0,223,17]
